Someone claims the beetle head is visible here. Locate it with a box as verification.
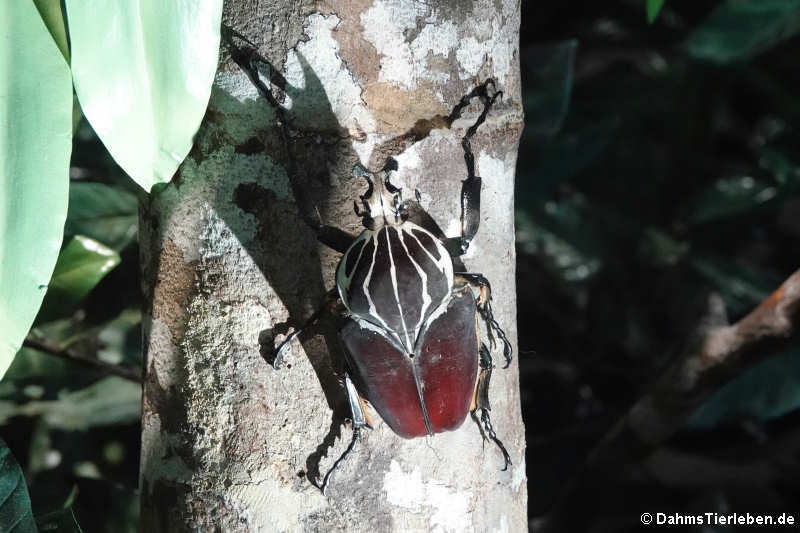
[352,158,409,230]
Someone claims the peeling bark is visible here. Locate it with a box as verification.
[139,1,526,531]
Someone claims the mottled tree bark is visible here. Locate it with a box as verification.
[139,1,526,531]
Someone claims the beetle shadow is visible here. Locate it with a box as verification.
[199,49,363,487]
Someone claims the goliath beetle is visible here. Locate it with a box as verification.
[227,34,512,493]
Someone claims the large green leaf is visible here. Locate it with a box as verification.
[32,0,69,62]
[65,0,223,191]
[0,1,73,379]
[65,183,138,251]
[686,0,800,64]
[36,236,121,324]
[0,440,37,533]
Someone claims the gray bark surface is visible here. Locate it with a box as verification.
[139,1,526,531]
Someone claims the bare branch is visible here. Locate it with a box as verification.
[622,267,800,452]
[23,337,142,383]
[543,269,800,530]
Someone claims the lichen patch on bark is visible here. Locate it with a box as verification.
[284,13,376,134]
[321,0,381,87]
[383,460,474,533]
[151,238,197,340]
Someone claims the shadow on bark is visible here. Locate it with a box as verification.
[215,54,362,487]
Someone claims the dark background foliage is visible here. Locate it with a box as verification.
[518,0,800,530]
[2,1,800,531]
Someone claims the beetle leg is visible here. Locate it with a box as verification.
[472,343,511,471]
[456,273,513,368]
[271,288,340,369]
[320,373,369,494]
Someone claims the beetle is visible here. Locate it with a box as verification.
[226,33,512,493]
[330,152,513,480]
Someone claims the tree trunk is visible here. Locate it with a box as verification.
[139,1,526,531]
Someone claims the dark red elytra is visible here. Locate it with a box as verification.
[340,286,478,438]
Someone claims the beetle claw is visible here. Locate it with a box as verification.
[480,408,512,471]
[319,425,361,495]
[477,298,513,367]
[272,329,302,369]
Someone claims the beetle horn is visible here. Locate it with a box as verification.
[382,157,401,196]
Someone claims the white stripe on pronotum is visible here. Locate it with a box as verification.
[396,227,433,344]
[362,232,394,337]
[385,227,413,351]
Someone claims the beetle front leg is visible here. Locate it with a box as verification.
[472,343,511,471]
[456,273,513,367]
[444,80,503,257]
[270,288,341,369]
[319,373,370,494]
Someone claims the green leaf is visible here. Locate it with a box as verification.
[688,347,800,428]
[65,0,224,191]
[0,1,73,379]
[37,236,121,324]
[639,228,689,267]
[65,183,139,250]
[1,347,73,389]
[0,440,37,533]
[646,0,666,25]
[690,256,777,316]
[0,377,141,430]
[690,176,779,223]
[686,0,800,64]
[32,0,70,62]
[759,146,800,185]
